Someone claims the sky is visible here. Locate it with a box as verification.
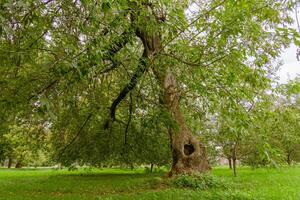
[279,43,300,83]
[277,8,300,84]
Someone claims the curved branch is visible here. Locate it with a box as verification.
[109,51,148,121]
[103,31,133,60]
[98,30,133,74]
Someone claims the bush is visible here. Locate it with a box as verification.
[172,173,229,190]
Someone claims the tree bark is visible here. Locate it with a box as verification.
[227,156,232,169]
[232,143,237,177]
[232,158,236,177]
[7,157,12,168]
[162,71,210,175]
[105,3,210,175]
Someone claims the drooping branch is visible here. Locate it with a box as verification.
[27,79,58,101]
[26,29,132,102]
[104,3,162,128]
[58,113,93,158]
[104,31,133,59]
[109,51,148,122]
[99,30,133,74]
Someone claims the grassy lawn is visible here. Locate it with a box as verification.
[0,166,300,200]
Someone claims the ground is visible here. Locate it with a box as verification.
[0,166,300,200]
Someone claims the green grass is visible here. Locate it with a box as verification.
[0,166,300,200]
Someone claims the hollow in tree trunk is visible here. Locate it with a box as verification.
[162,71,210,176]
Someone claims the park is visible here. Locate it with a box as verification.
[0,0,300,199]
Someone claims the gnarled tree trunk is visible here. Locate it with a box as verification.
[106,2,210,175]
[163,71,210,175]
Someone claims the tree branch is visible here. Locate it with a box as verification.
[109,51,148,122]
[27,79,58,101]
[58,113,93,158]
[97,30,133,74]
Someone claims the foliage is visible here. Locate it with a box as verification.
[1,121,51,167]
[172,173,229,190]
[202,76,300,171]
[0,0,299,168]
[240,78,300,167]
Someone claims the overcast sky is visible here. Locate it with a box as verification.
[279,42,300,83]
[278,9,300,84]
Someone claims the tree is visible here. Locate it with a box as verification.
[274,78,300,165]
[236,78,300,167]
[0,0,299,174]
[1,120,51,168]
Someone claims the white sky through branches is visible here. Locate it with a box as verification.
[279,7,300,84]
[187,3,300,84]
[280,44,299,83]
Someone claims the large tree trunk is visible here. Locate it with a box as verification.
[105,3,210,175]
[163,71,210,175]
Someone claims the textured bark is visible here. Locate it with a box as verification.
[163,71,210,175]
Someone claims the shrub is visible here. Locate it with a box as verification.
[172,173,229,190]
